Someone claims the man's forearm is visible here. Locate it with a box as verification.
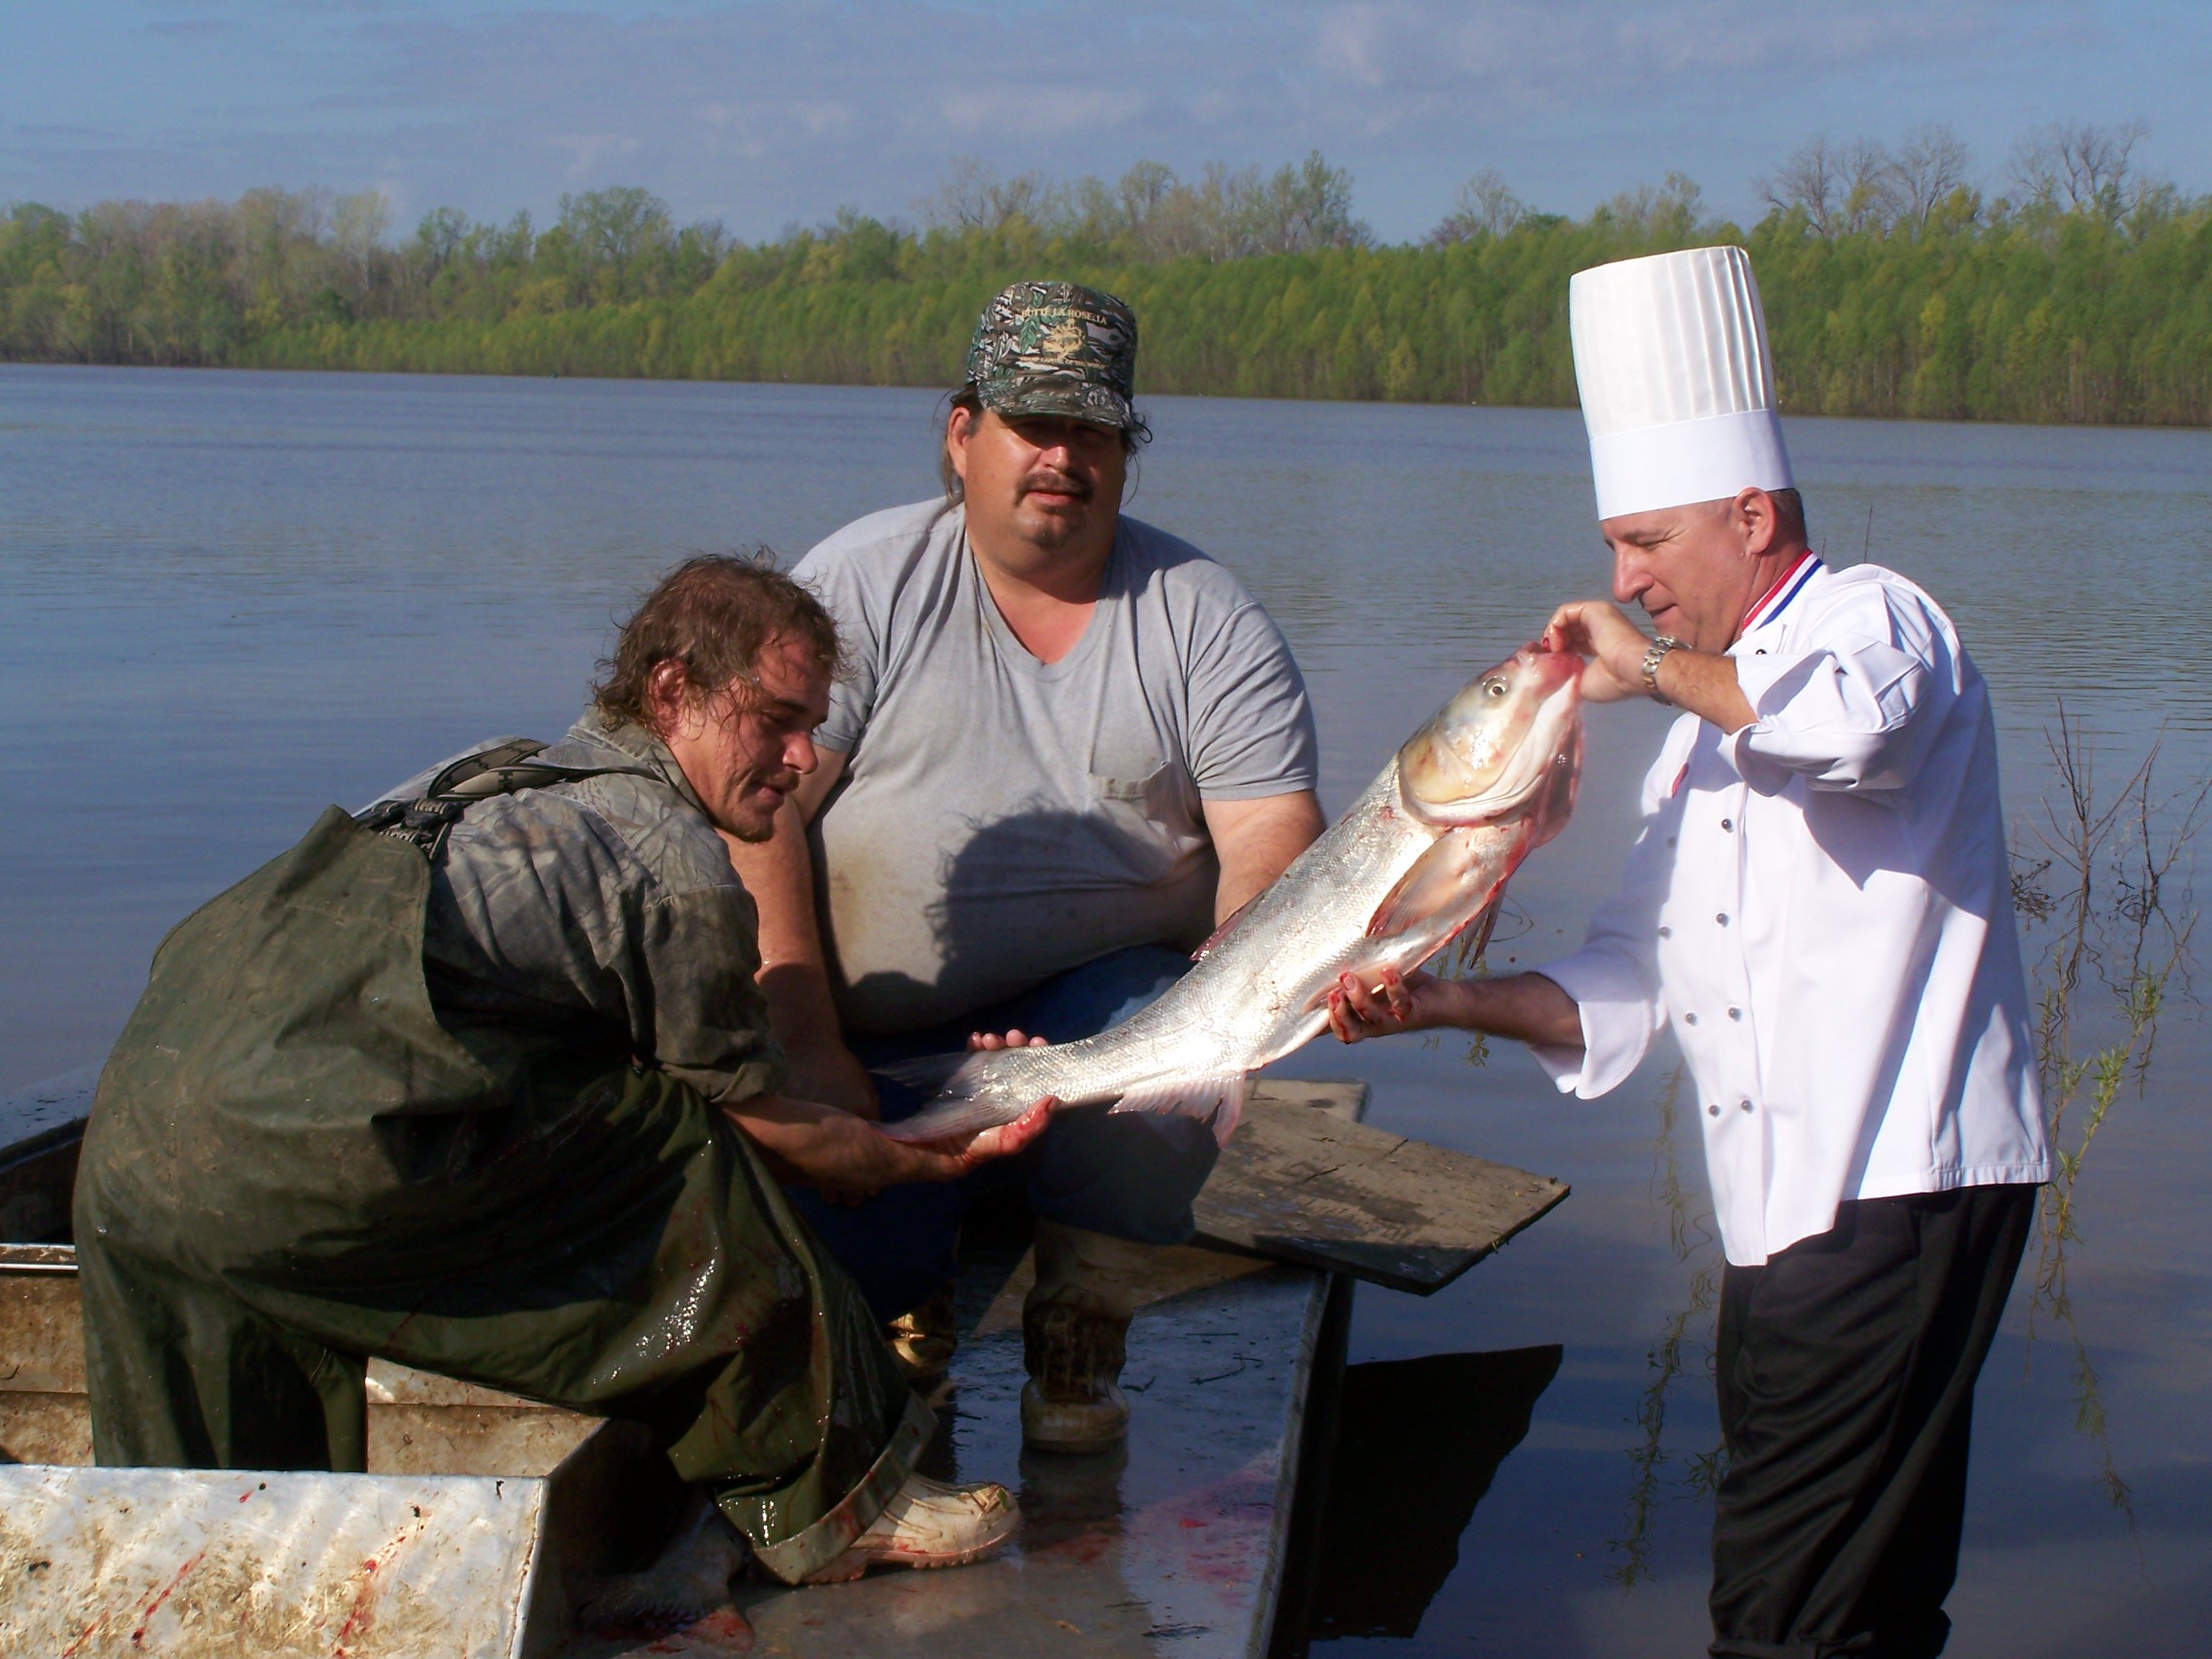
[1204,789,1327,922]
[724,798,842,1051]
[722,752,880,1117]
[720,1090,899,1194]
[1437,971,1584,1050]
[1652,646,1756,734]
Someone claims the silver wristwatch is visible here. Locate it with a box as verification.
[1641,635,1686,704]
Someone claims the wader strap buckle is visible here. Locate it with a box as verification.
[354,738,661,863]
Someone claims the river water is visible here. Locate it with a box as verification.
[4,364,2208,1654]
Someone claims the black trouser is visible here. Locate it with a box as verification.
[1709,1184,2036,1659]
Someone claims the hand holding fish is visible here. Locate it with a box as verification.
[1326,966,1451,1042]
[1329,965,1587,1052]
[968,1030,1051,1051]
[1546,600,1758,730]
[897,1096,1058,1172]
[1542,601,1647,702]
[726,1092,1058,1202]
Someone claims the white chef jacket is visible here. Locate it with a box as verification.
[1533,557,2050,1265]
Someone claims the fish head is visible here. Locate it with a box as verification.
[1395,642,1583,830]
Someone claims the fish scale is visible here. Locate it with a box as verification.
[881,644,1584,1144]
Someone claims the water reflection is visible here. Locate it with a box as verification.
[1609,1062,1725,1589]
[2012,711,2206,1538]
[1300,1347,1562,1640]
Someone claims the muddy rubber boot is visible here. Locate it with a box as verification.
[801,1473,1020,1582]
[883,1284,958,1395]
[1020,1220,1144,1453]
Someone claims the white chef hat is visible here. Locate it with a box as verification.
[1568,245,1794,521]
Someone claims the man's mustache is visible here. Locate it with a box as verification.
[1017,469,1092,502]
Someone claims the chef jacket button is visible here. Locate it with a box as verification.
[1666,836,1678,848]
[1721,818,1734,831]
[1716,912,1730,926]
[1739,1100,1753,1112]
[1683,1012,1699,1025]
[1658,925,1672,938]
[1727,1007,1741,1020]
[1707,1104,1721,1117]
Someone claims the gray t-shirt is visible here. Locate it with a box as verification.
[794,498,1318,1034]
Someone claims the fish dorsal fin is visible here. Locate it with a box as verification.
[1365,831,1488,939]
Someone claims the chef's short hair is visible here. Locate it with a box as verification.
[1768,487,1809,546]
[593,552,841,729]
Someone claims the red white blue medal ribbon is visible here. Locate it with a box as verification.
[1740,552,1821,634]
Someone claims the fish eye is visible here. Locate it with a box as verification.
[1483,680,1506,698]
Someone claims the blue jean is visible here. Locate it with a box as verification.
[788,946,1218,1322]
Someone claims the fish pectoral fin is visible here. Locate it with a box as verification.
[1107,1072,1250,1147]
[1365,832,1483,938]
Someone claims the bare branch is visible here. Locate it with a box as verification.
[1893,124,1974,226]
[1429,168,1527,245]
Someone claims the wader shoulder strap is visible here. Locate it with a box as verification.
[352,738,663,862]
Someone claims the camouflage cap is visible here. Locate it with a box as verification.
[964,280,1141,431]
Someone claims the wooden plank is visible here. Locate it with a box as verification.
[1196,1084,1569,1295]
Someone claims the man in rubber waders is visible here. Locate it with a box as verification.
[1326,248,2049,1659]
[732,281,1323,1453]
[73,554,1053,1593]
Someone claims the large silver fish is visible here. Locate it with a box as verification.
[880,642,1584,1144]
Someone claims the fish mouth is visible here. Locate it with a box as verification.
[1398,647,1583,829]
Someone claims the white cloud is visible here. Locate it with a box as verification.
[3,0,2204,240]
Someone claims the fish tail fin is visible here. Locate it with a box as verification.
[1107,1071,1249,1147]
[871,1051,974,1095]
[872,1051,1035,1143]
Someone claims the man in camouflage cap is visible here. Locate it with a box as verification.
[731,279,1326,1454]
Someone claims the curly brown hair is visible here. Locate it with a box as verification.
[592,552,841,732]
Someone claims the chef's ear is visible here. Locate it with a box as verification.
[1732,487,1781,559]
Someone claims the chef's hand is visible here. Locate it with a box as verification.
[1326,967,1454,1043]
[723,1093,1057,1202]
[1543,601,1649,703]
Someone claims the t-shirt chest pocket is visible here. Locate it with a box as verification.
[1084,765,1203,889]
[1086,747,1201,881]
[1090,764,1169,806]
[1087,734,1182,819]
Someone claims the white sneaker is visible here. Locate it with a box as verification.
[802,1473,1019,1583]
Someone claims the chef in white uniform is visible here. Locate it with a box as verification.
[1326,245,2049,1659]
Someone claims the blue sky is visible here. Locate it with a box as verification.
[6,1,2208,243]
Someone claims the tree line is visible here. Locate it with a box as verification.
[4,127,2208,427]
